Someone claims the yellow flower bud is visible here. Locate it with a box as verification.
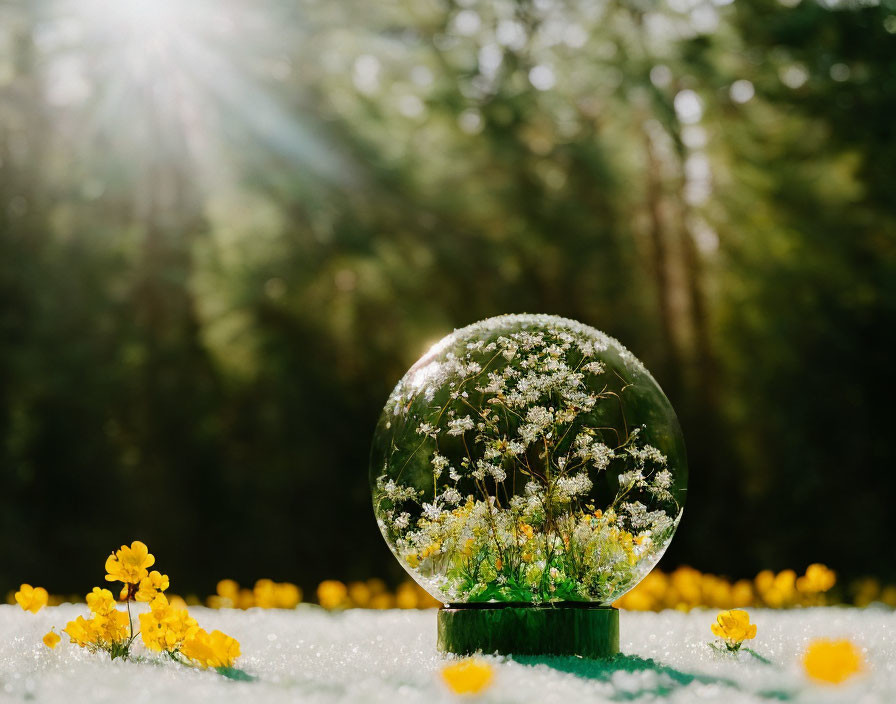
[710,609,757,651]
[14,584,48,614]
[441,658,493,695]
[803,639,863,684]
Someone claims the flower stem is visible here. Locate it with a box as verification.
[744,648,774,666]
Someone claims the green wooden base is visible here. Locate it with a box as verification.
[437,603,619,658]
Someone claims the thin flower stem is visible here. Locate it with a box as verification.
[744,648,774,666]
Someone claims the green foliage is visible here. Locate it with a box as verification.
[0,0,894,593]
[215,667,256,682]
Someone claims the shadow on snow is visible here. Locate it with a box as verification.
[509,654,793,701]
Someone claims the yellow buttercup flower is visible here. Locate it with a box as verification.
[420,542,441,559]
[92,608,131,643]
[252,579,280,608]
[395,582,419,609]
[15,584,48,614]
[65,595,130,650]
[235,588,256,609]
[803,639,863,684]
[217,579,239,600]
[43,631,61,649]
[167,594,189,609]
[441,658,494,695]
[63,615,99,647]
[348,581,372,607]
[317,580,348,609]
[711,609,757,651]
[135,571,170,603]
[759,570,797,607]
[797,564,836,594]
[208,579,241,608]
[138,602,167,652]
[274,581,301,608]
[104,540,155,585]
[181,628,241,668]
[255,580,302,609]
[86,587,117,616]
[139,594,199,652]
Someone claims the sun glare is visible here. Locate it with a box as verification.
[99,0,184,29]
[74,0,211,79]
[36,0,346,191]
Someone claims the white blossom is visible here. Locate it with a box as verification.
[422,502,443,520]
[447,415,475,435]
[576,440,614,470]
[440,488,462,505]
[618,469,644,489]
[377,475,419,502]
[416,422,437,438]
[652,469,672,489]
[582,361,606,375]
[555,472,593,501]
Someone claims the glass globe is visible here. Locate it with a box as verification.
[370,314,686,606]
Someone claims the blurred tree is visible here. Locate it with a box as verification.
[0,0,894,594]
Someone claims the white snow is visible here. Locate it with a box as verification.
[1,605,894,703]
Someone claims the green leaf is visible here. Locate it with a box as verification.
[215,666,256,682]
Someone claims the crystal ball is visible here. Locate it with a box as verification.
[370,314,687,605]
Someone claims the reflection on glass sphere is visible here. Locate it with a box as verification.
[371,314,687,605]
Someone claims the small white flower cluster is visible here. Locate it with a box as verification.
[376,475,419,503]
[622,501,674,533]
[416,422,437,438]
[373,316,682,605]
[575,433,615,470]
[431,453,449,478]
[582,360,606,375]
[473,459,506,482]
[447,415,475,436]
[554,472,593,502]
[519,406,554,444]
[648,469,674,503]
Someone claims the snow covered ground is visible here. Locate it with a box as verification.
[1,604,893,703]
